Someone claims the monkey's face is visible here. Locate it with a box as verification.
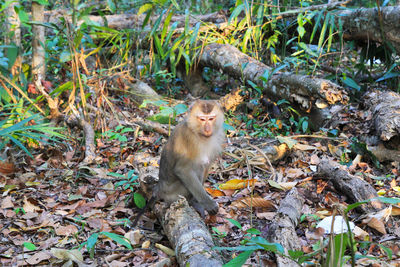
[188,100,224,138]
[197,114,216,137]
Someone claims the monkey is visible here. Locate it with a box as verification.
[132,99,225,226]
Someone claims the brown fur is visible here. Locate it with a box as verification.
[156,100,225,215]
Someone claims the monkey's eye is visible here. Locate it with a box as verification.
[209,117,215,121]
[199,117,206,122]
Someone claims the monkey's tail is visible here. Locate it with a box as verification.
[131,196,156,227]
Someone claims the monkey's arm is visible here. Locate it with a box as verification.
[175,165,219,215]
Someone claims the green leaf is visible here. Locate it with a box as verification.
[227,218,242,229]
[153,35,164,59]
[60,51,73,63]
[138,3,153,15]
[15,6,30,25]
[379,244,393,260]
[162,21,179,49]
[173,103,188,115]
[310,10,323,43]
[288,249,304,259]
[101,232,132,249]
[23,242,37,251]
[223,123,235,132]
[267,180,284,191]
[376,71,400,82]
[107,172,126,178]
[302,120,308,133]
[6,134,32,157]
[228,3,244,24]
[214,245,261,251]
[241,28,251,53]
[223,250,253,267]
[134,192,146,209]
[147,106,175,124]
[251,236,284,254]
[33,0,49,5]
[189,22,201,46]
[161,10,174,44]
[341,76,360,91]
[375,196,400,205]
[0,0,14,12]
[150,10,165,38]
[318,12,330,51]
[298,42,318,57]
[328,233,349,267]
[297,26,305,39]
[276,136,297,148]
[246,228,261,235]
[344,199,370,213]
[87,233,99,258]
[5,45,18,70]
[106,0,116,13]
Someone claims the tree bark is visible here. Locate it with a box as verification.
[4,0,22,76]
[263,188,304,267]
[316,159,382,213]
[32,2,46,90]
[153,198,223,267]
[363,90,400,143]
[45,10,227,31]
[200,43,349,128]
[338,6,400,54]
[138,170,223,266]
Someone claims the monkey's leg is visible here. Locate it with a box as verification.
[189,199,206,217]
[175,167,218,214]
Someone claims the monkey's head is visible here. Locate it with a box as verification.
[187,100,224,138]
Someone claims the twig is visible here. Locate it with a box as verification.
[247,142,276,180]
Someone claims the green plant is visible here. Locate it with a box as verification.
[102,125,135,143]
[212,227,227,239]
[112,170,139,191]
[214,219,286,266]
[23,242,37,251]
[110,170,146,209]
[140,99,188,125]
[80,231,132,258]
[14,207,26,215]
[0,110,66,157]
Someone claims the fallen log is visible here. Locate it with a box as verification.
[45,10,227,30]
[153,198,223,267]
[263,188,304,267]
[338,6,400,54]
[363,90,400,143]
[316,158,382,213]
[112,75,161,106]
[138,169,223,266]
[200,43,349,127]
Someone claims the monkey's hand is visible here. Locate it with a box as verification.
[206,200,219,215]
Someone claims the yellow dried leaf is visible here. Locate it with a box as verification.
[155,243,175,256]
[205,188,225,197]
[219,179,256,190]
[232,197,276,210]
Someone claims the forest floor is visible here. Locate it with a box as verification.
[1,78,400,266]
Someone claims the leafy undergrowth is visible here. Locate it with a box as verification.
[1,99,400,266]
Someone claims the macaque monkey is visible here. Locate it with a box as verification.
[133,100,225,226]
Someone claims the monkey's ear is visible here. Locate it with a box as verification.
[215,99,226,112]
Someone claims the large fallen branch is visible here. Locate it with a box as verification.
[263,188,304,267]
[338,6,400,54]
[200,43,349,127]
[138,169,223,266]
[363,90,400,142]
[316,159,382,213]
[45,10,227,30]
[153,198,223,266]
